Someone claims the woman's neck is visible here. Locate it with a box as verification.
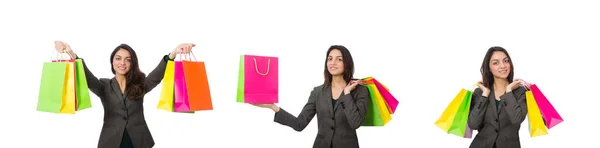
[116,74,127,90]
[331,75,347,89]
[493,77,508,91]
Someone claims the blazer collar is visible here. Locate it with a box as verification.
[333,94,343,112]
[111,77,126,101]
[324,86,344,114]
[488,89,500,118]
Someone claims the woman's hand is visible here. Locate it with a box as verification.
[506,78,523,93]
[54,40,76,60]
[252,104,280,112]
[476,81,490,97]
[169,43,196,59]
[344,80,363,95]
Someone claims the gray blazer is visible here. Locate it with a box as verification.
[467,86,528,148]
[81,55,168,148]
[274,84,370,148]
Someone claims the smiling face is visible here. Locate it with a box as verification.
[327,49,344,76]
[489,51,511,79]
[112,49,131,75]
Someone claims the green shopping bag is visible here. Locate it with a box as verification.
[74,59,92,111]
[448,89,472,137]
[37,62,68,113]
[361,84,384,126]
[236,55,244,103]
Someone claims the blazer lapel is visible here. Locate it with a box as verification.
[333,92,343,112]
[324,87,334,116]
[110,78,126,106]
[497,99,504,115]
[488,90,499,118]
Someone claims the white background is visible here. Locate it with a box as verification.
[1,0,598,147]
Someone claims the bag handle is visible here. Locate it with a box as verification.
[469,84,478,92]
[183,51,199,62]
[253,57,270,76]
[51,50,71,62]
[176,50,200,62]
[520,79,532,91]
[174,52,188,62]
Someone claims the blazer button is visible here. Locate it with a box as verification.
[494,129,498,133]
[331,126,334,130]
[123,116,127,120]
[495,119,499,123]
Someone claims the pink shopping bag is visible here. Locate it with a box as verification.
[173,61,190,112]
[530,84,563,129]
[464,124,473,138]
[372,78,398,113]
[243,55,278,104]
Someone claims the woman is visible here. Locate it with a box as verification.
[54,41,196,148]
[467,46,528,148]
[252,45,370,148]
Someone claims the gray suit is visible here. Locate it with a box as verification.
[468,86,528,148]
[274,84,370,148]
[81,55,168,148]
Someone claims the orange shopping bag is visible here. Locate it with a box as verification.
[182,52,213,111]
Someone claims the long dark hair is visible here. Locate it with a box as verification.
[480,46,514,89]
[110,44,146,99]
[323,45,355,88]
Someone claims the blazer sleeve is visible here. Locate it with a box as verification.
[337,85,369,129]
[273,89,317,132]
[499,86,528,125]
[77,57,105,98]
[144,55,170,93]
[468,88,488,130]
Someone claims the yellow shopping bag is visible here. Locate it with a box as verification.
[362,78,392,126]
[59,60,76,114]
[435,89,468,132]
[363,77,395,114]
[371,84,392,125]
[158,60,175,111]
[526,90,548,137]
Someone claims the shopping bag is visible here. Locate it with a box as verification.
[74,59,92,111]
[371,78,398,114]
[183,52,213,111]
[361,77,394,126]
[435,88,468,132]
[236,55,245,103]
[236,55,278,104]
[526,89,548,137]
[435,86,476,138]
[448,89,473,137]
[157,60,175,111]
[361,83,385,126]
[362,77,393,114]
[464,125,473,138]
[37,61,68,113]
[529,84,563,129]
[53,59,78,111]
[173,60,191,112]
[54,59,76,114]
[371,83,392,125]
